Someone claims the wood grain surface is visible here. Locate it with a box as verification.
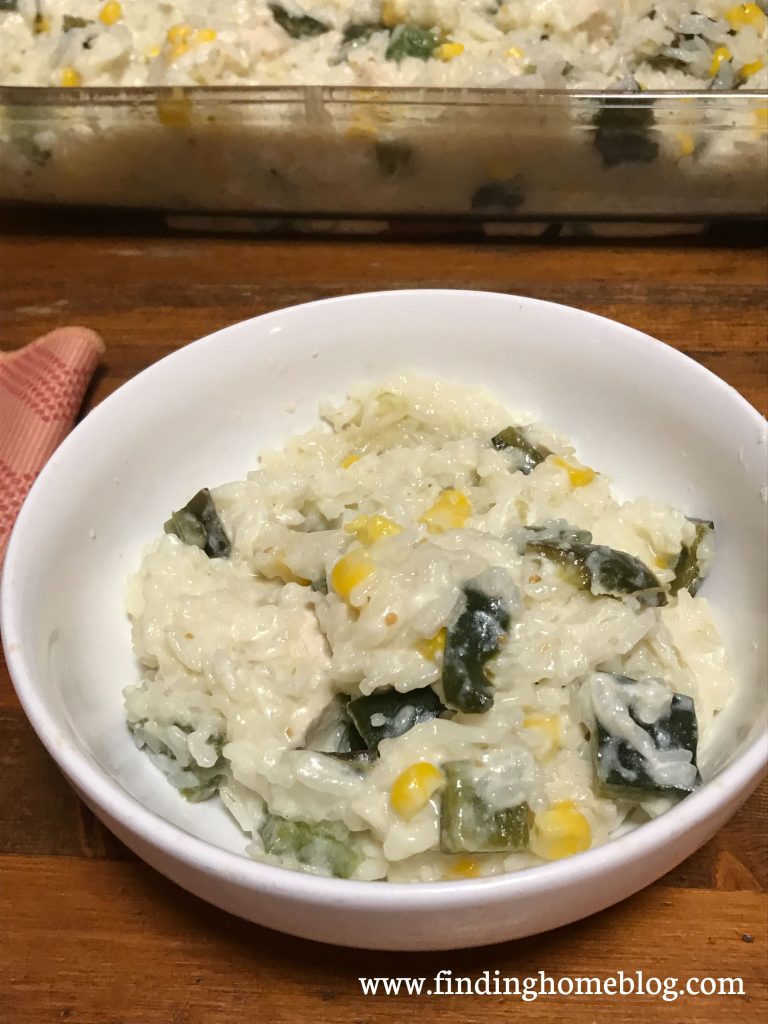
[1,211,766,1024]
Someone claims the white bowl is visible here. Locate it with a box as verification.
[2,290,766,950]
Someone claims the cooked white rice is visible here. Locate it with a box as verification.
[123,377,734,882]
[1,1,766,89]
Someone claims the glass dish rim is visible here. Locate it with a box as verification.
[1,84,766,106]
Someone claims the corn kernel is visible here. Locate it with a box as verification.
[486,155,517,180]
[419,489,472,533]
[390,762,444,820]
[147,45,161,58]
[675,131,695,158]
[60,66,82,87]
[507,46,524,59]
[260,553,310,586]
[340,453,360,469]
[531,801,592,861]
[437,42,464,62]
[382,0,406,27]
[654,554,669,570]
[34,14,51,34]
[446,856,482,879]
[524,712,561,761]
[280,568,310,585]
[167,41,191,61]
[99,2,122,26]
[195,28,218,44]
[166,23,193,43]
[725,4,767,31]
[416,628,446,661]
[156,91,191,127]
[345,514,403,545]
[709,46,732,77]
[346,115,378,142]
[740,59,765,78]
[550,455,595,488]
[528,716,561,749]
[331,549,375,600]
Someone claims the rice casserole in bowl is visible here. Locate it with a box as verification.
[124,377,734,882]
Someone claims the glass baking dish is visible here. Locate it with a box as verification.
[1,85,766,222]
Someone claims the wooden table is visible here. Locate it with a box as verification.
[1,212,766,1024]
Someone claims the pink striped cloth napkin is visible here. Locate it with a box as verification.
[0,327,105,566]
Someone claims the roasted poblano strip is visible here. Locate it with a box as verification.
[179,765,227,802]
[440,761,533,854]
[259,814,361,878]
[374,139,413,177]
[6,98,53,167]
[491,425,550,474]
[528,536,667,607]
[525,521,593,547]
[589,672,700,799]
[385,23,440,62]
[342,21,383,45]
[325,749,378,765]
[642,49,688,72]
[302,693,370,761]
[442,585,510,714]
[471,177,526,211]
[669,518,714,597]
[347,686,449,751]
[268,2,329,38]
[593,97,659,167]
[333,20,384,61]
[128,719,226,802]
[62,14,92,30]
[164,487,231,558]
